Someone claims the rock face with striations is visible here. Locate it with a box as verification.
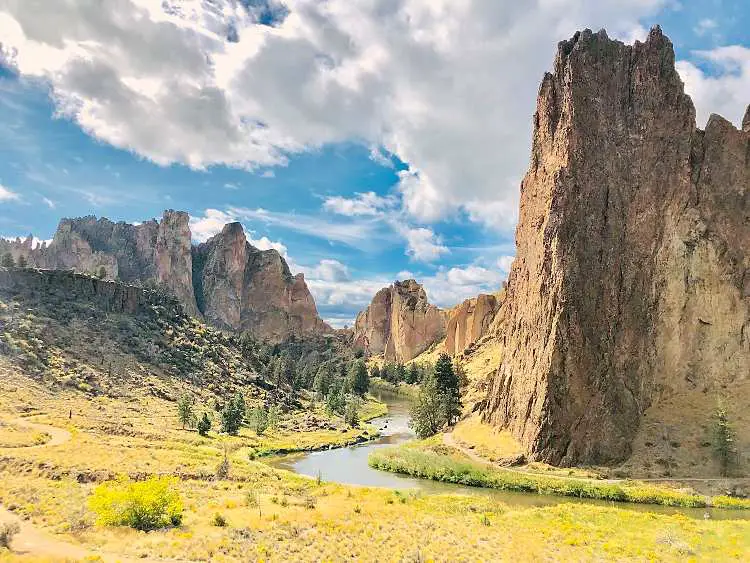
[482,27,750,466]
[354,279,446,362]
[3,210,328,341]
[192,222,329,341]
[445,294,501,356]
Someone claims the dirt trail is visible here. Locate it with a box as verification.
[443,432,750,487]
[0,416,148,562]
[0,417,72,450]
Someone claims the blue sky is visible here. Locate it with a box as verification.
[0,0,748,326]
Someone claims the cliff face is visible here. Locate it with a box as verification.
[445,294,500,356]
[482,27,750,466]
[3,211,328,342]
[192,222,330,340]
[354,279,446,362]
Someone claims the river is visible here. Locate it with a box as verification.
[267,390,749,520]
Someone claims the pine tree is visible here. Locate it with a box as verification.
[396,363,407,383]
[407,363,420,384]
[433,353,461,426]
[17,255,28,269]
[221,393,245,435]
[177,394,195,429]
[1,252,14,268]
[197,412,211,436]
[248,406,269,435]
[714,406,736,477]
[349,360,369,396]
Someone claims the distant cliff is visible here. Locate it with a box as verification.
[0,210,330,342]
[353,279,446,362]
[444,294,501,356]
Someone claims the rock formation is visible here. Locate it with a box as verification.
[2,211,328,341]
[481,27,750,466]
[193,222,329,340]
[445,294,501,356]
[353,279,446,362]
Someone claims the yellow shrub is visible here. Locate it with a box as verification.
[89,476,183,531]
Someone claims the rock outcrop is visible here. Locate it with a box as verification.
[482,27,750,466]
[192,222,329,340]
[445,294,501,356]
[2,211,328,341]
[354,279,446,362]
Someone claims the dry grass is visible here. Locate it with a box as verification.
[0,422,49,448]
[2,364,750,561]
[451,414,522,462]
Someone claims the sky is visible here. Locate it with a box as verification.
[0,1,748,328]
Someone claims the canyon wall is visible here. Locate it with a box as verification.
[353,279,446,362]
[482,27,750,465]
[444,294,501,356]
[1,211,328,342]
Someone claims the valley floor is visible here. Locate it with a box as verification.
[1,368,749,562]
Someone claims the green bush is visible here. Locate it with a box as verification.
[88,476,183,531]
[212,513,228,527]
[0,521,20,549]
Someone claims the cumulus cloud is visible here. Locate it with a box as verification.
[0,0,673,231]
[403,227,449,262]
[0,184,20,202]
[677,46,750,128]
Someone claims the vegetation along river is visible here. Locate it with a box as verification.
[268,390,749,521]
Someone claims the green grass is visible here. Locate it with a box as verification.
[368,377,420,399]
[368,441,750,509]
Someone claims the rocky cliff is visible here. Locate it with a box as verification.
[353,279,446,362]
[192,222,330,340]
[482,27,750,466]
[445,294,501,356]
[2,211,328,341]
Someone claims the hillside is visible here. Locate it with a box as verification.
[0,210,331,342]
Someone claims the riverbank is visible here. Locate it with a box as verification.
[368,377,420,399]
[368,437,750,510]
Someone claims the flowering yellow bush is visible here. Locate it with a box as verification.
[89,476,183,531]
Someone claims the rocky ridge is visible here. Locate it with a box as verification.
[1,211,329,342]
[353,279,446,363]
[480,27,750,466]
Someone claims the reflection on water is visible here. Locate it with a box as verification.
[266,390,750,520]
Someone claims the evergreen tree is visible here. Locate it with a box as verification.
[220,393,245,435]
[396,363,407,383]
[313,366,333,398]
[248,406,269,435]
[370,364,381,380]
[197,412,211,436]
[433,353,462,426]
[268,405,282,430]
[325,384,346,415]
[97,265,106,279]
[349,360,369,396]
[17,255,28,269]
[714,406,736,477]
[344,397,360,427]
[177,394,195,429]
[455,361,469,389]
[406,363,420,384]
[1,252,14,268]
[409,379,446,438]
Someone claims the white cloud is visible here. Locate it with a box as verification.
[188,208,236,243]
[421,265,506,308]
[0,0,672,232]
[403,227,449,262]
[677,46,750,128]
[323,191,397,217]
[247,235,288,257]
[41,196,56,208]
[0,184,20,202]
